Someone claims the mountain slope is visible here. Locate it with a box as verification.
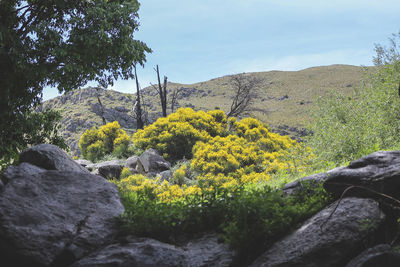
[42,64,372,156]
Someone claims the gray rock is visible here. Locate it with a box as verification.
[72,234,234,267]
[87,160,124,179]
[324,150,400,198]
[184,233,234,267]
[72,238,187,267]
[346,244,400,267]
[75,159,93,168]
[19,144,89,173]
[158,170,173,182]
[125,156,139,171]
[137,149,171,174]
[1,162,45,185]
[250,197,386,267]
[0,170,124,266]
[283,172,328,195]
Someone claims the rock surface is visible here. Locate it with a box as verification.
[283,172,328,195]
[73,234,234,267]
[125,155,139,171]
[137,149,171,174]
[1,162,45,185]
[72,238,187,267]
[346,244,400,267]
[0,170,124,266]
[19,144,89,173]
[250,197,386,267]
[86,160,124,179]
[324,150,400,198]
[74,159,92,168]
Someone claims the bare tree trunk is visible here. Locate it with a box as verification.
[154,65,168,117]
[170,88,182,113]
[134,64,144,130]
[96,88,107,125]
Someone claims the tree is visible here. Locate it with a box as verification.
[133,64,144,129]
[170,87,183,113]
[152,65,168,117]
[0,1,151,164]
[226,74,261,118]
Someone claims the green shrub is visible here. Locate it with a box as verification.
[309,33,400,165]
[117,181,331,265]
[79,121,130,161]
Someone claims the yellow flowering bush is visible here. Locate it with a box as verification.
[191,118,303,188]
[79,121,131,161]
[114,174,206,203]
[132,108,228,161]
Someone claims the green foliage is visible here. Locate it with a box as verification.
[0,109,67,170]
[133,108,229,162]
[79,121,130,161]
[120,167,133,179]
[0,0,150,168]
[309,32,400,165]
[117,181,331,265]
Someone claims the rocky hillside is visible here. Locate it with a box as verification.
[42,64,372,156]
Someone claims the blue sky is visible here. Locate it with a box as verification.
[43,0,400,100]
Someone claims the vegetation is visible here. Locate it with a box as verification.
[309,32,400,165]
[79,121,131,162]
[0,109,67,169]
[133,108,229,161]
[1,0,150,167]
[109,107,326,265]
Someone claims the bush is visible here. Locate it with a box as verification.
[132,108,228,162]
[116,179,332,265]
[309,33,400,165]
[191,118,304,188]
[79,121,130,161]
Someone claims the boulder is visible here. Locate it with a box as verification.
[283,172,328,195]
[74,159,92,168]
[86,160,124,179]
[184,233,234,267]
[136,149,171,174]
[324,150,400,198]
[125,155,139,171]
[158,170,173,182]
[346,244,400,267]
[250,197,386,267]
[71,238,187,267]
[19,144,89,173]
[1,162,45,185]
[72,234,234,267]
[0,170,124,267]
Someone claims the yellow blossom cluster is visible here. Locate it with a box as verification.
[132,108,228,161]
[79,121,130,161]
[190,118,301,188]
[114,174,205,203]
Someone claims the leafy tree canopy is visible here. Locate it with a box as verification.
[0,0,151,164]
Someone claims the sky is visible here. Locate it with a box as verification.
[43,0,400,100]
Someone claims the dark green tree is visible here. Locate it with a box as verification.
[0,0,151,166]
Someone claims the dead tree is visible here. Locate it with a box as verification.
[151,65,168,117]
[133,64,144,130]
[95,88,107,125]
[226,73,261,118]
[170,87,183,113]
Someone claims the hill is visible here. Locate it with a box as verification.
[42,64,372,156]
